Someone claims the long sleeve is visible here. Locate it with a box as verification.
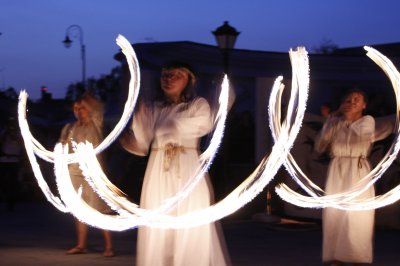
[174,98,213,138]
[351,115,375,142]
[155,98,213,141]
[123,103,155,156]
[314,116,339,153]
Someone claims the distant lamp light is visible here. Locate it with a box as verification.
[41,86,48,92]
[212,21,240,50]
[62,36,72,48]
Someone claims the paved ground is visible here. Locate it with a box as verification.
[0,202,399,266]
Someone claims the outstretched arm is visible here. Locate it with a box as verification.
[120,102,155,156]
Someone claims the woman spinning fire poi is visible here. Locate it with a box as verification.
[315,89,379,265]
[120,61,232,266]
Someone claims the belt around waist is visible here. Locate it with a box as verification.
[151,144,197,175]
[333,155,367,159]
[332,155,367,168]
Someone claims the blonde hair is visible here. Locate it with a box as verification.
[75,92,104,129]
[158,61,197,103]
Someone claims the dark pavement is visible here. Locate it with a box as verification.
[0,202,399,266]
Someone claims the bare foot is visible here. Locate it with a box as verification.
[66,246,88,255]
[103,248,115,257]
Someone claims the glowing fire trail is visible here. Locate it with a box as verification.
[19,35,141,165]
[18,34,233,221]
[51,47,309,230]
[18,91,68,212]
[275,46,400,210]
[20,33,400,231]
[17,35,141,212]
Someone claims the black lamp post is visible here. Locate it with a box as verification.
[212,21,240,75]
[211,22,240,197]
[63,25,86,88]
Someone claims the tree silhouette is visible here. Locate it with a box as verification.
[64,66,122,101]
[313,38,339,55]
[0,87,18,100]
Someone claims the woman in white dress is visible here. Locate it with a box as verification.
[315,90,375,265]
[60,93,114,257]
[121,62,230,266]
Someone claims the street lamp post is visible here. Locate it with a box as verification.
[62,25,86,89]
[211,21,240,197]
[212,21,240,75]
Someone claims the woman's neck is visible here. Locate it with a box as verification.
[166,94,182,104]
[343,112,363,122]
[77,119,90,126]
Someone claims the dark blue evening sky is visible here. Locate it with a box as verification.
[1,0,399,99]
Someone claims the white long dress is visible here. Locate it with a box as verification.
[125,97,229,266]
[315,115,375,263]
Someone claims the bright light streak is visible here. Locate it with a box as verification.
[18,35,140,165]
[69,74,231,218]
[18,33,238,228]
[275,46,400,210]
[18,91,68,212]
[19,34,231,217]
[52,47,310,230]
[22,33,399,230]
[54,143,146,231]
[20,31,400,230]
[155,74,230,213]
[17,35,140,211]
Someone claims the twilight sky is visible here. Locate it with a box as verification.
[1,0,399,99]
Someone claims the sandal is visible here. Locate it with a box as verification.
[66,246,88,255]
[103,248,115,257]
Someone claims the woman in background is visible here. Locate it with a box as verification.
[60,93,114,257]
